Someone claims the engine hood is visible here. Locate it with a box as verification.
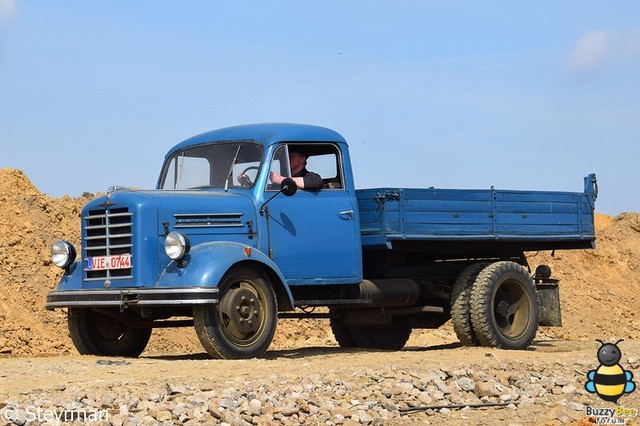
[84,188,258,238]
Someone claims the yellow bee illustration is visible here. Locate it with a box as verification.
[585,339,636,403]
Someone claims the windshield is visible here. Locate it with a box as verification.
[158,142,263,190]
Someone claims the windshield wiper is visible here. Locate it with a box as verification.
[224,145,242,192]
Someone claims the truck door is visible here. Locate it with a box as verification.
[264,143,360,284]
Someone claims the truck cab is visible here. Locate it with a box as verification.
[157,123,363,286]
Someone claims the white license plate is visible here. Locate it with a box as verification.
[87,254,132,270]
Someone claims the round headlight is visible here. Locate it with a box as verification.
[51,240,76,268]
[164,232,190,261]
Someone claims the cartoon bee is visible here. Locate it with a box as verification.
[585,339,636,403]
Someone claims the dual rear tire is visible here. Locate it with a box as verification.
[451,261,539,350]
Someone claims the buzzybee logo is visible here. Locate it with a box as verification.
[585,339,636,403]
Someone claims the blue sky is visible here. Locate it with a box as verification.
[1,1,639,215]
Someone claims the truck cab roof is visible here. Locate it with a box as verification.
[165,123,348,160]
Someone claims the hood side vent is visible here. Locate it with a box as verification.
[174,212,244,228]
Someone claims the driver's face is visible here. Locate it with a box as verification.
[289,153,305,174]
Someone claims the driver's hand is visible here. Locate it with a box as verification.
[270,172,283,184]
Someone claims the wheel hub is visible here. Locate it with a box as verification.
[219,283,263,340]
[494,280,529,338]
[496,300,512,319]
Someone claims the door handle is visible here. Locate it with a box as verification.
[339,210,354,220]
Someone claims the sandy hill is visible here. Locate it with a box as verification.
[0,167,638,356]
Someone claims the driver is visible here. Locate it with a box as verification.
[270,149,323,191]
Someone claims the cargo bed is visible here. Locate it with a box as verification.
[357,174,597,254]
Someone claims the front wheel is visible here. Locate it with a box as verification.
[470,261,539,350]
[67,308,151,357]
[193,267,277,359]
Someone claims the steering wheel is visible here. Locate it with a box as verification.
[238,166,259,187]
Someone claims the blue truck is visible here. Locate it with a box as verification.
[46,123,598,359]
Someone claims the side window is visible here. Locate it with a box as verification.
[266,143,343,191]
[306,153,340,188]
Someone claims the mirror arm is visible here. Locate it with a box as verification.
[260,192,281,216]
[260,178,297,216]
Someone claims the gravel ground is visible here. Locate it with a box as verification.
[1,340,639,425]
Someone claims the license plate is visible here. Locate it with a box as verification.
[87,254,132,270]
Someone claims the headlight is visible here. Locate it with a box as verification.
[164,232,191,261]
[51,241,76,268]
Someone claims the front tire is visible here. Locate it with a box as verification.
[193,267,277,359]
[67,308,151,357]
[470,261,539,350]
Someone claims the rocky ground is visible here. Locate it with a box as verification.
[1,167,639,425]
[1,341,638,425]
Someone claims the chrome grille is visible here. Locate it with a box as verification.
[84,207,133,281]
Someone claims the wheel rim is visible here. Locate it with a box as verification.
[218,280,267,347]
[493,279,531,339]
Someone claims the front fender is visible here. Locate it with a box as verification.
[53,261,83,291]
[157,241,293,306]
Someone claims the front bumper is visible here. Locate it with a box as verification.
[45,287,219,309]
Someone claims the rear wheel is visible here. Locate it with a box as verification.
[194,267,277,359]
[450,263,488,346]
[349,318,411,350]
[470,261,539,350]
[329,308,357,348]
[67,308,151,357]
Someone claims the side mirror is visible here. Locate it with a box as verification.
[281,178,297,196]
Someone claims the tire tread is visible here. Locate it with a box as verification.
[450,263,488,346]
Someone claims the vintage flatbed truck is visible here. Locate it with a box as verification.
[46,123,598,359]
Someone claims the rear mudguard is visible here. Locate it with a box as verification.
[157,241,294,306]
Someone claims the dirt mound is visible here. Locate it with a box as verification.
[529,211,640,341]
[0,167,638,356]
[0,169,86,355]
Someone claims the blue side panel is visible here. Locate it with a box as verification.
[357,176,596,249]
[494,190,594,237]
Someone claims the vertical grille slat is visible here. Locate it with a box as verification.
[83,207,133,281]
